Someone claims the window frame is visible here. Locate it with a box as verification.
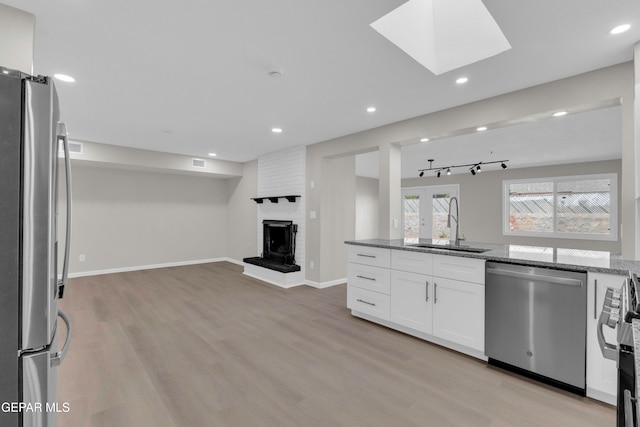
[401,184,459,242]
[502,173,618,241]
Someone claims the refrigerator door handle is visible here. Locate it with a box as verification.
[51,309,72,367]
[56,122,72,299]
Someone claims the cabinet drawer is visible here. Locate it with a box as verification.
[391,250,433,275]
[433,254,485,284]
[347,245,391,268]
[347,286,390,320]
[348,263,391,294]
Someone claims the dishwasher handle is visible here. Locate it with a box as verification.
[486,266,583,287]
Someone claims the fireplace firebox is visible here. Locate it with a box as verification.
[243,220,301,273]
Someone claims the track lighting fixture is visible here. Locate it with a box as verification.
[417,159,509,178]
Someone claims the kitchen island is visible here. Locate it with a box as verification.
[345,238,640,275]
[345,238,638,406]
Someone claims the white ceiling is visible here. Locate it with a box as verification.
[4,0,640,163]
[356,105,623,178]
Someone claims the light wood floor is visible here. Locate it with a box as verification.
[57,262,615,426]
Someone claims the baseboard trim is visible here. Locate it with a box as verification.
[304,278,346,289]
[68,258,348,291]
[68,258,230,278]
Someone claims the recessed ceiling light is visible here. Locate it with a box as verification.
[610,24,631,35]
[272,128,283,133]
[420,138,430,142]
[54,74,75,82]
[456,77,468,84]
[208,153,217,157]
[552,111,568,117]
[367,107,376,113]
[476,126,487,131]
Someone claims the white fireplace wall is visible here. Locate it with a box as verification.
[257,146,305,275]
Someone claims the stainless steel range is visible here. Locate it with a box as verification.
[598,273,640,427]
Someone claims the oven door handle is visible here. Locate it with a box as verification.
[597,308,619,362]
[624,389,636,427]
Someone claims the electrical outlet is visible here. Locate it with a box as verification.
[79,254,86,262]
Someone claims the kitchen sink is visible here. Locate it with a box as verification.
[409,243,489,253]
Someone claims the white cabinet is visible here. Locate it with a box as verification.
[347,285,391,320]
[347,246,391,320]
[348,246,390,268]
[385,248,485,356]
[432,254,485,284]
[432,277,484,351]
[390,270,432,332]
[391,250,433,275]
[586,272,625,405]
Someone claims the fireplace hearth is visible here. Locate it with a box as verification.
[243,220,301,273]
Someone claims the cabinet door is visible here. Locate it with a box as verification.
[432,277,484,352]
[586,272,624,403]
[390,270,432,333]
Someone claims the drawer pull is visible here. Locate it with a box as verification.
[356,299,376,307]
[434,283,438,304]
[357,254,376,258]
[426,281,429,302]
[356,275,376,281]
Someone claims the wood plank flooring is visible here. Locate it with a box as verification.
[56,262,615,426]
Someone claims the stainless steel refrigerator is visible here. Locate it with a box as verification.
[0,67,72,427]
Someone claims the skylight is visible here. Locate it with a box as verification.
[370,0,511,75]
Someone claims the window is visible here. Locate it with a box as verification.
[402,185,459,243]
[503,174,617,241]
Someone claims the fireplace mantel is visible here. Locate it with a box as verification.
[251,195,300,204]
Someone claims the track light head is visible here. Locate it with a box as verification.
[476,164,481,172]
[446,168,451,176]
[419,171,424,177]
[437,171,441,178]
[501,162,507,169]
[470,168,476,176]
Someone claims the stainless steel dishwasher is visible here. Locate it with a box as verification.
[485,262,587,394]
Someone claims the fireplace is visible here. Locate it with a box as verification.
[243,220,301,273]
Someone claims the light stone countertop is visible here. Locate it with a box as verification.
[345,238,640,276]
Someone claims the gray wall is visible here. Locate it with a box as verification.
[402,159,622,253]
[226,160,258,261]
[356,176,379,240]
[62,164,230,274]
[305,63,634,284]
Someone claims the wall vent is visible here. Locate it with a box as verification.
[59,141,83,154]
[192,158,206,168]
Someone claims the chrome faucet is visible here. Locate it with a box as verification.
[447,196,460,246]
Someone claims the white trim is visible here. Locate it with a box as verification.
[502,173,618,241]
[586,387,616,406]
[67,258,228,278]
[224,257,245,267]
[401,184,459,240]
[242,263,305,288]
[304,277,347,289]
